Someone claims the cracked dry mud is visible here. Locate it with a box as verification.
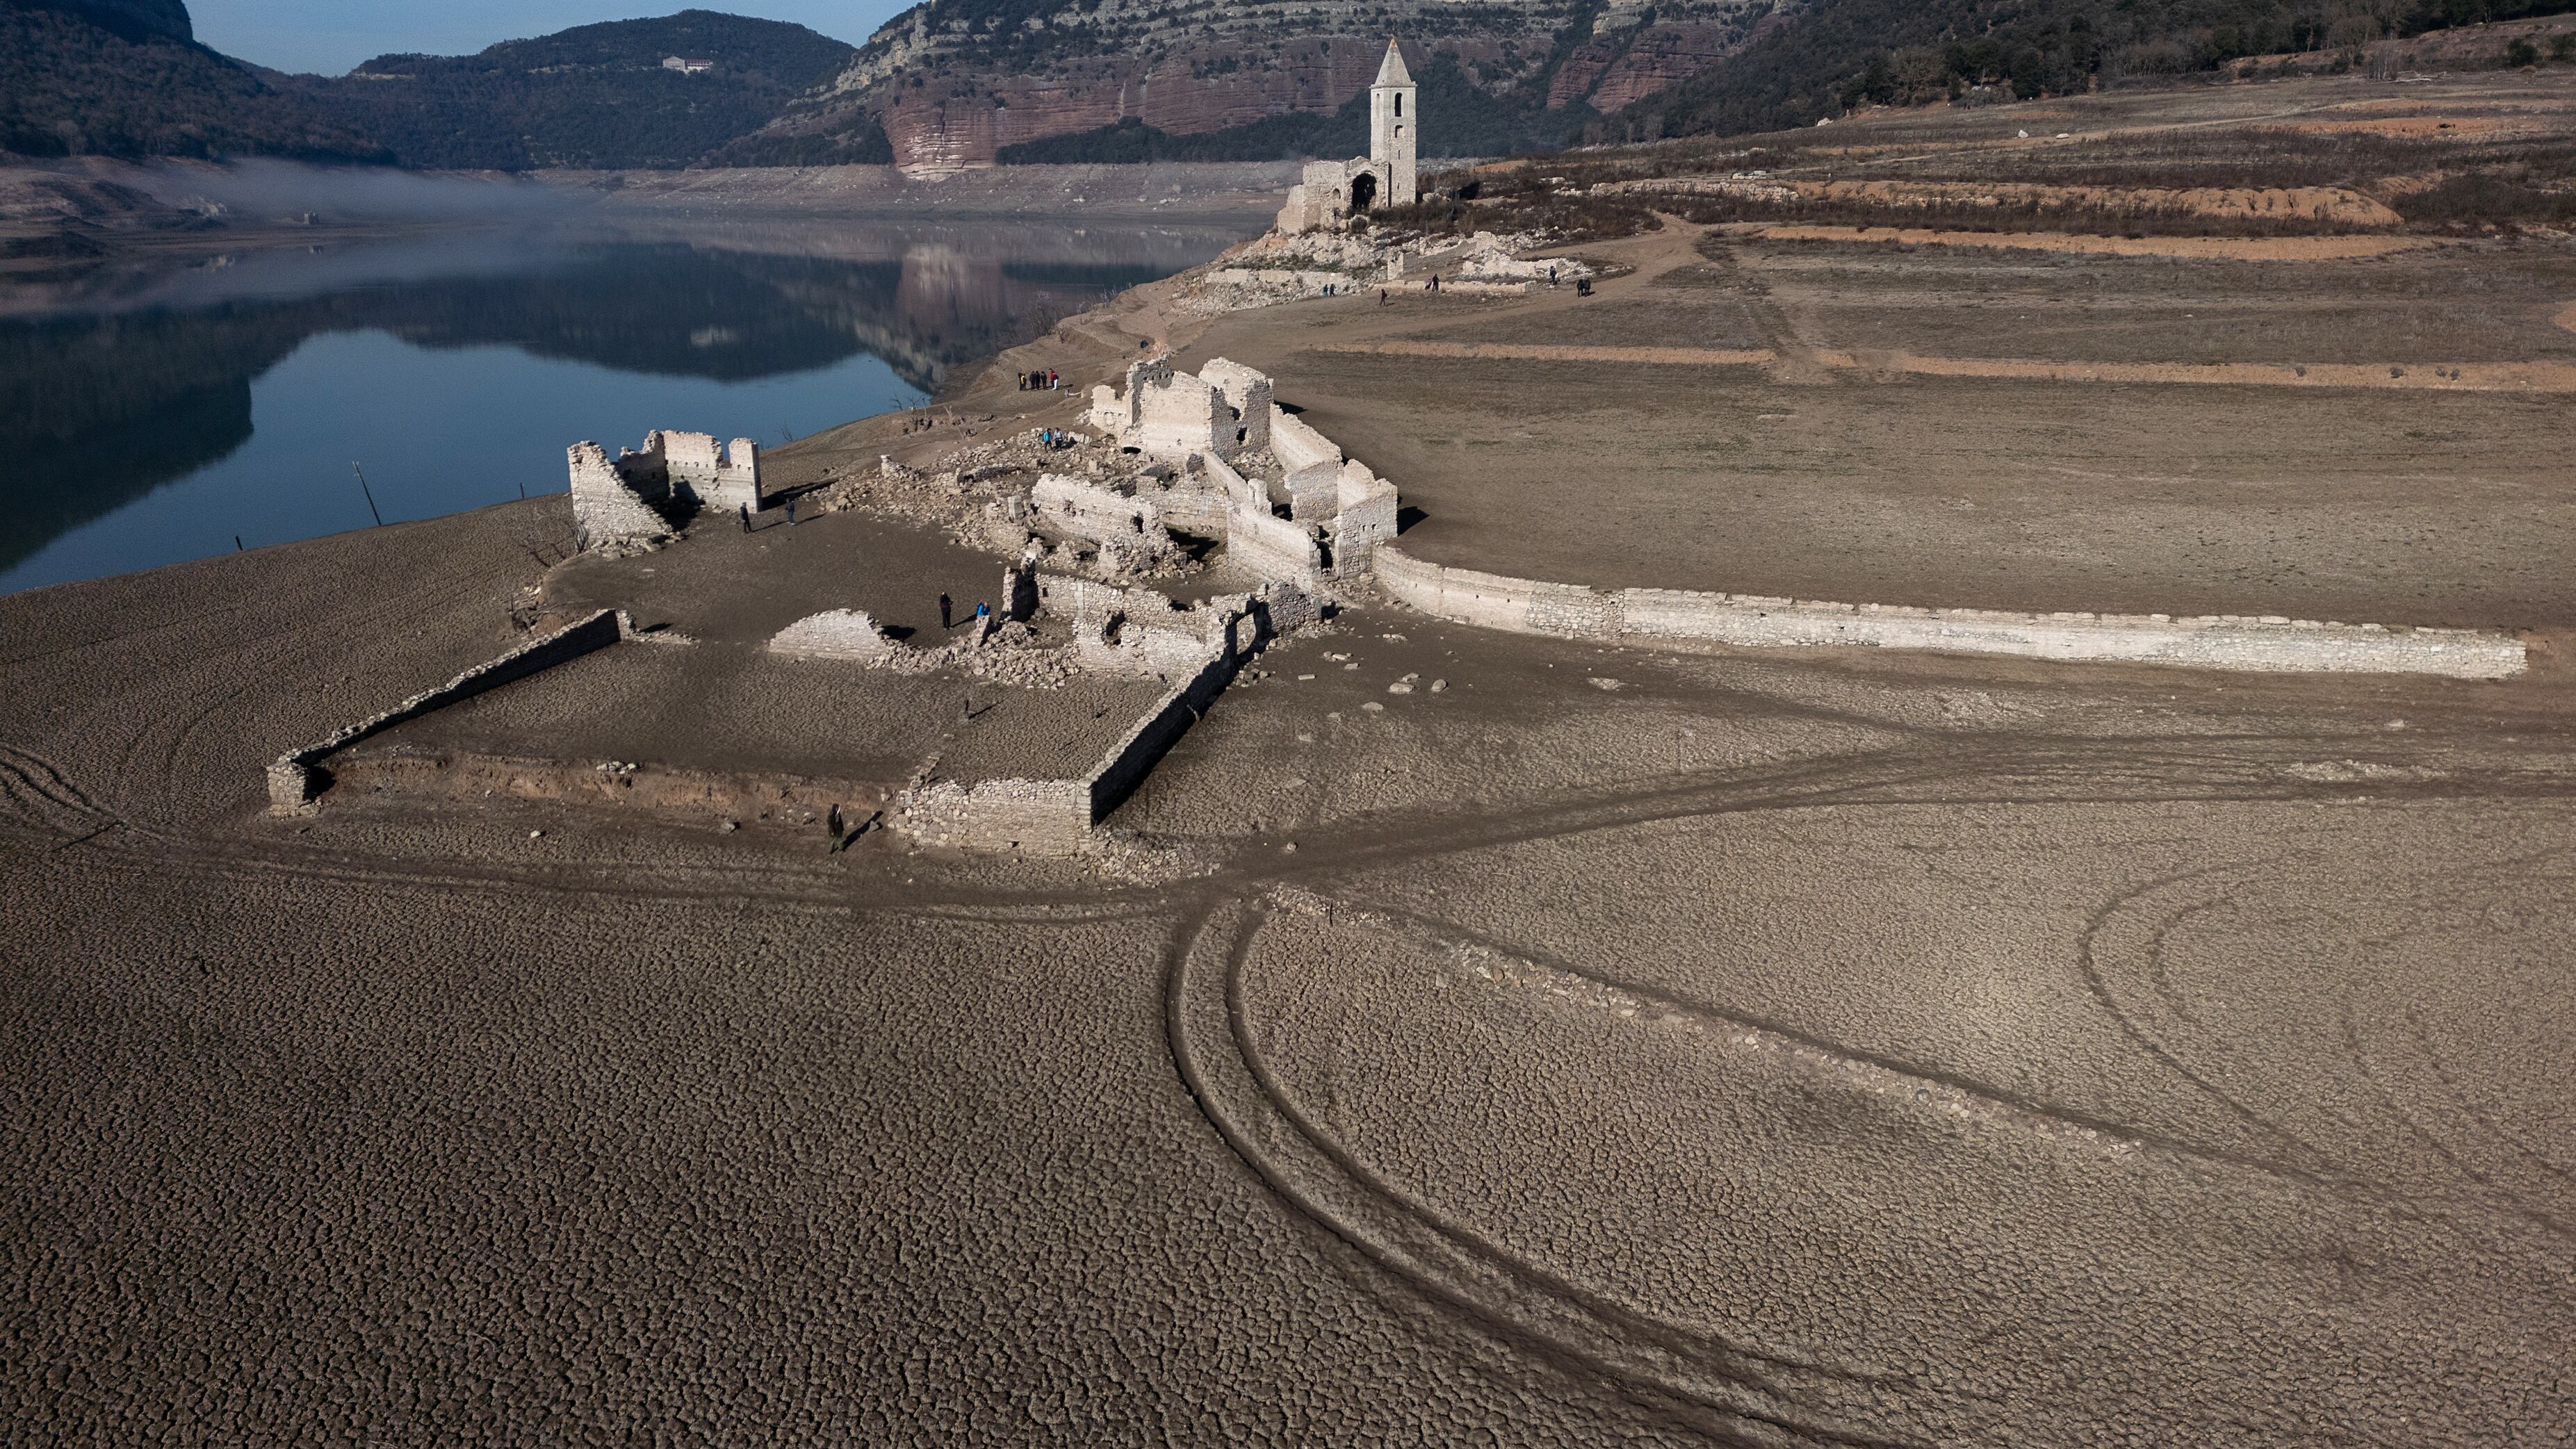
[5,489,2573,1445]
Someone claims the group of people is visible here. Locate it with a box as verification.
[936,593,992,630]
[1018,368,1061,391]
[1362,262,1580,306]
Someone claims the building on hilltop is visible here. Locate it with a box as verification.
[1275,40,1419,235]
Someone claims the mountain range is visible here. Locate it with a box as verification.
[1,3,876,168]
[6,0,2573,172]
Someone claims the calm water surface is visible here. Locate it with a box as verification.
[1,218,1245,594]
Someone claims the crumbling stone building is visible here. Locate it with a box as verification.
[566,429,765,552]
[1275,41,1419,234]
[1084,357,1396,589]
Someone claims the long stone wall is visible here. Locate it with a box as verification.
[1267,405,1341,474]
[1087,644,1238,823]
[1371,546,2525,678]
[266,610,628,815]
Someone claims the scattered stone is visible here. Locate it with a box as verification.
[1430,678,1449,693]
[1588,677,1626,691]
[1361,701,1385,713]
[1387,682,1413,694]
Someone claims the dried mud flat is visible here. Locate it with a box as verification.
[7,81,2576,1449]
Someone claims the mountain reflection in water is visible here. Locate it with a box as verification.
[0,219,1244,593]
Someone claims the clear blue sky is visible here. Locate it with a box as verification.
[189,1,911,76]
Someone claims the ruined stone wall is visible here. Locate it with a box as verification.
[710,438,762,511]
[897,777,1091,853]
[1198,359,1273,453]
[267,610,628,814]
[1155,480,1230,537]
[897,589,1255,851]
[567,443,672,554]
[1033,473,1172,552]
[639,430,763,512]
[1227,499,1326,587]
[1040,575,1237,676]
[1086,639,1237,823]
[1087,384,1126,434]
[1330,469,1399,575]
[1200,454,1266,515]
[1267,405,1342,474]
[1285,463,1341,523]
[1130,366,1232,462]
[1373,546,2526,678]
[648,430,719,489]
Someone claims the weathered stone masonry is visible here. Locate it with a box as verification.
[1371,546,2526,679]
[567,429,764,553]
[267,609,628,815]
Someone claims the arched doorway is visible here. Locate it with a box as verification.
[1348,171,1378,215]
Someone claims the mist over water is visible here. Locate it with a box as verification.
[1,195,1249,593]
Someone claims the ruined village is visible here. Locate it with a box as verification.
[10,21,2576,1448]
[258,42,2528,862]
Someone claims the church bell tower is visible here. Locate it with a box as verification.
[1369,40,1417,208]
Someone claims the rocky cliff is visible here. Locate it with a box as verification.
[747,0,1782,176]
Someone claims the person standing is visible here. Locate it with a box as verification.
[785,497,797,527]
[737,504,750,533]
[940,593,953,629]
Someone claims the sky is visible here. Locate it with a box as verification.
[188,1,911,76]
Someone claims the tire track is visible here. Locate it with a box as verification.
[1164,897,1954,1448]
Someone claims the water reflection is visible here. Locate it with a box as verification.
[0,218,1244,591]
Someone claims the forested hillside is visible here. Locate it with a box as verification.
[1604,0,2576,140]
[1,3,386,161]
[324,12,863,170]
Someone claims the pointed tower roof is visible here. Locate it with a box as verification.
[1373,39,1412,88]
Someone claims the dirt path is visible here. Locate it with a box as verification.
[1752,224,2437,262]
[1312,339,2576,394]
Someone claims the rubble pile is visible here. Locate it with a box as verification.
[1173,228,1581,315]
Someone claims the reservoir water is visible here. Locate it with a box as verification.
[0,217,1247,594]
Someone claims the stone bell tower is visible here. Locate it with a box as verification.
[1369,40,1417,208]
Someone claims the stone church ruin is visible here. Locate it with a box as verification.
[1275,40,1419,235]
